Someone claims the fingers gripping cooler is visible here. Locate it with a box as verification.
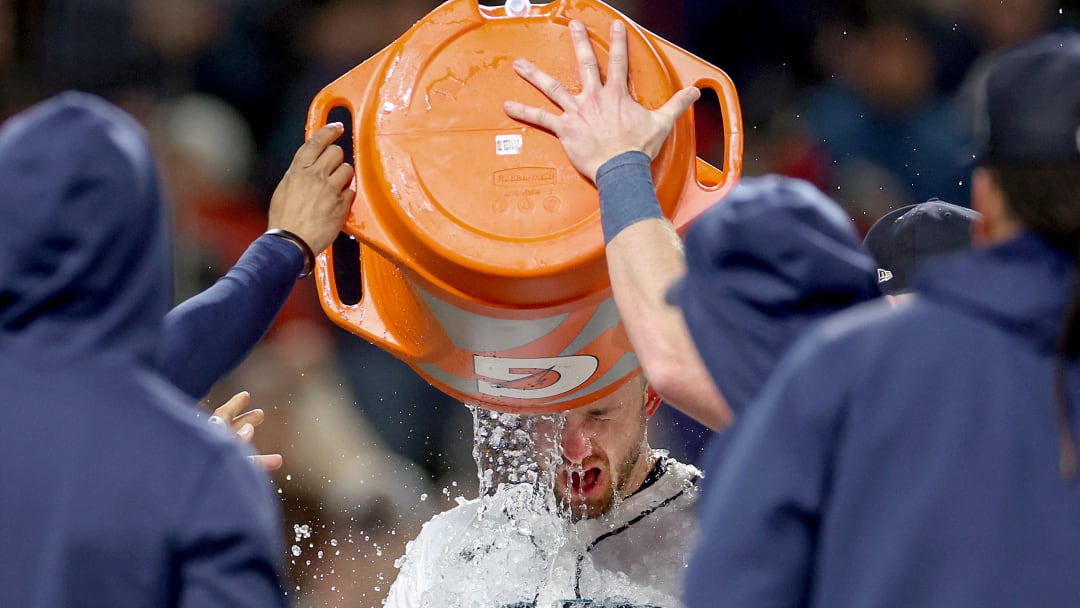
[307,0,743,414]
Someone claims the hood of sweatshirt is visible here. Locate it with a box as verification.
[0,91,171,363]
[673,175,880,415]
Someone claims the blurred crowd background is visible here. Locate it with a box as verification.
[2,0,1077,605]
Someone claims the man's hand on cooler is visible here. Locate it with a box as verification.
[266,122,355,255]
[503,19,700,183]
[209,391,283,472]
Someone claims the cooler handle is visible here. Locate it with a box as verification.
[313,241,399,354]
[306,95,415,357]
[654,37,744,230]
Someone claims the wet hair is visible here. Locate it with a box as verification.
[990,159,1080,481]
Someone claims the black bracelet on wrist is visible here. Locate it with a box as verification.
[264,228,315,279]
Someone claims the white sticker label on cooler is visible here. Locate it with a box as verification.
[495,134,523,156]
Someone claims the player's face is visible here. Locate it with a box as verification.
[546,377,652,520]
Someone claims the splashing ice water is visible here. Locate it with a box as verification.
[471,408,561,502]
[384,407,572,606]
[386,403,686,608]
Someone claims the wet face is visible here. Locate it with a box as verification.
[544,377,653,520]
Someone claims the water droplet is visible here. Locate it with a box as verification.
[291,545,302,556]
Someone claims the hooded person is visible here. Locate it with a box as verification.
[683,31,1080,607]
[668,175,881,419]
[0,92,286,608]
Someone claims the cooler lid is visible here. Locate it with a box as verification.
[309,0,741,308]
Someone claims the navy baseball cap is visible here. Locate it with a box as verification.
[665,175,880,415]
[978,31,1080,164]
[863,200,981,295]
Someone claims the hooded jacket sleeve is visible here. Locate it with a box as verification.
[159,234,303,399]
[684,326,851,608]
[174,449,286,608]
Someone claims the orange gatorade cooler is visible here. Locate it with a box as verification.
[307,0,742,414]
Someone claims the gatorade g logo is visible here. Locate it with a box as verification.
[475,355,599,399]
[414,289,637,408]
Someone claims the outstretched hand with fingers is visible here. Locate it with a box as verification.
[209,391,283,472]
[503,19,700,184]
[267,122,355,255]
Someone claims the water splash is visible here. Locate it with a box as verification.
[471,407,562,502]
[390,406,676,607]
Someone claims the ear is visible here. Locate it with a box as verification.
[971,167,1019,245]
[644,385,663,418]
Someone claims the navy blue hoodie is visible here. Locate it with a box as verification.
[685,232,1080,607]
[0,93,286,608]
[674,175,881,418]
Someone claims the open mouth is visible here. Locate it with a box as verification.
[567,467,602,496]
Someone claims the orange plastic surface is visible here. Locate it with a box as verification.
[308,0,742,413]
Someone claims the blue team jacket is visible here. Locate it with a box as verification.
[0,93,287,608]
[686,232,1080,607]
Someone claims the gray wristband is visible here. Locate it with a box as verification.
[596,151,664,244]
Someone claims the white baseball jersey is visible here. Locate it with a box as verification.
[385,452,701,608]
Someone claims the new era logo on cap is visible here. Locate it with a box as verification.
[863,200,979,295]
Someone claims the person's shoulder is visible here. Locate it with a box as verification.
[605,453,701,527]
[764,296,949,405]
[412,497,484,541]
[796,295,940,355]
[654,452,702,489]
[132,370,242,452]
[759,299,907,391]
[82,363,257,480]
[653,456,702,514]
[24,355,233,454]
[8,357,272,527]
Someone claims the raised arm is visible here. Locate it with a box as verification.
[159,123,354,398]
[504,20,730,429]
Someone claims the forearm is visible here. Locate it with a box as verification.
[606,221,730,429]
[597,153,730,429]
[159,235,303,399]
